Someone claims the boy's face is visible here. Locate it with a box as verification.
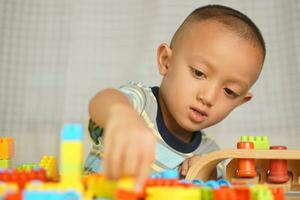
[157,20,263,136]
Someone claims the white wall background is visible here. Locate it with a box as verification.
[0,0,299,167]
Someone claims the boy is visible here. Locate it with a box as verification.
[84,4,265,190]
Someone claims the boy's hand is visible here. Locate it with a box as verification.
[103,104,156,191]
[180,155,202,177]
[180,155,218,179]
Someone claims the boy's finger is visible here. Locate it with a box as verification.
[123,144,138,177]
[105,137,125,179]
[180,159,189,176]
[135,156,150,192]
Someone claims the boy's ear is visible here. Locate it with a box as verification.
[157,43,172,76]
[239,92,253,106]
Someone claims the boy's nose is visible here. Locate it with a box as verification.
[196,83,218,107]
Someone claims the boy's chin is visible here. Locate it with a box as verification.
[180,121,206,132]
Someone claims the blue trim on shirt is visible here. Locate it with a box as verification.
[151,87,202,153]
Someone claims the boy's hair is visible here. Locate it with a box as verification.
[170,5,266,61]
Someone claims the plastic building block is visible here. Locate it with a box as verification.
[0,169,48,188]
[233,187,251,200]
[39,155,59,181]
[146,186,200,200]
[0,182,18,199]
[60,123,83,184]
[236,141,257,178]
[4,191,22,200]
[61,124,83,141]
[144,178,180,187]
[271,187,284,200]
[204,180,220,189]
[17,164,39,171]
[251,185,273,200]
[240,136,269,150]
[267,146,289,183]
[0,159,11,169]
[160,169,179,179]
[0,137,14,159]
[85,174,117,198]
[24,181,85,200]
[199,187,212,200]
[213,187,237,200]
[117,177,135,190]
[191,179,205,186]
[115,189,142,200]
[217,179,231,187]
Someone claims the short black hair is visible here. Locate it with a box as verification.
[170,5,266,61]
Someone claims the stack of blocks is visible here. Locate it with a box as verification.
[60,124,83,184]
[0,137,14,169]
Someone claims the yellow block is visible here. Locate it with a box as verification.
[146,186,201,200]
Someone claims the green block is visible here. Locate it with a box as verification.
[240,135,269,149]
[200,187,212,200]
[251,185,273,200]
[0,159,11,169]
[16,163,39,171]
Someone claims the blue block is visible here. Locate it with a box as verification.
[191,179,205,186]
[160,169,179,179]
[61,124,83,141]
[217,179,231,186]
[204,180,220,189]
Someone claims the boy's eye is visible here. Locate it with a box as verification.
[224,88,239,98]
[191,67,205,78]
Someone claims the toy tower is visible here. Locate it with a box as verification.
[60,124,83,184]
[0,137,14,169]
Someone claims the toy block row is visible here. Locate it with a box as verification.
[0,169,48,188]
[240,136,269,150]
[0,137,14,159]
[144,184,283,200]
[17,164,40,172]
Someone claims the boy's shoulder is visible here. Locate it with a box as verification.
[119,81,158,115]
[120,81,153,93]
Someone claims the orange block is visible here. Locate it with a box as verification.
[0,137,14,159]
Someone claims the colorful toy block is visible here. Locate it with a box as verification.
[60,124,83,184]
[85,174,117,198]
[0,168,48,189]
[16,164,39,171]
[0,137,14,159]
[251,185,274,200]
[39,155,59,181]
[146,186,200,200]
[0,159,11,169]
[240,136,269,150]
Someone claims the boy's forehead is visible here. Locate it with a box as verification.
[173,20,263,86]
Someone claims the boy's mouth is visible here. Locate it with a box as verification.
[190,107,207,123]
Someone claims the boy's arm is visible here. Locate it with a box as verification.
[89,88,132,127]
[89,88,156,191]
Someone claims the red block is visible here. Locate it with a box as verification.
[214,187,236,200]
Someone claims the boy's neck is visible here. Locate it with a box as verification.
[158,90,194,143]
